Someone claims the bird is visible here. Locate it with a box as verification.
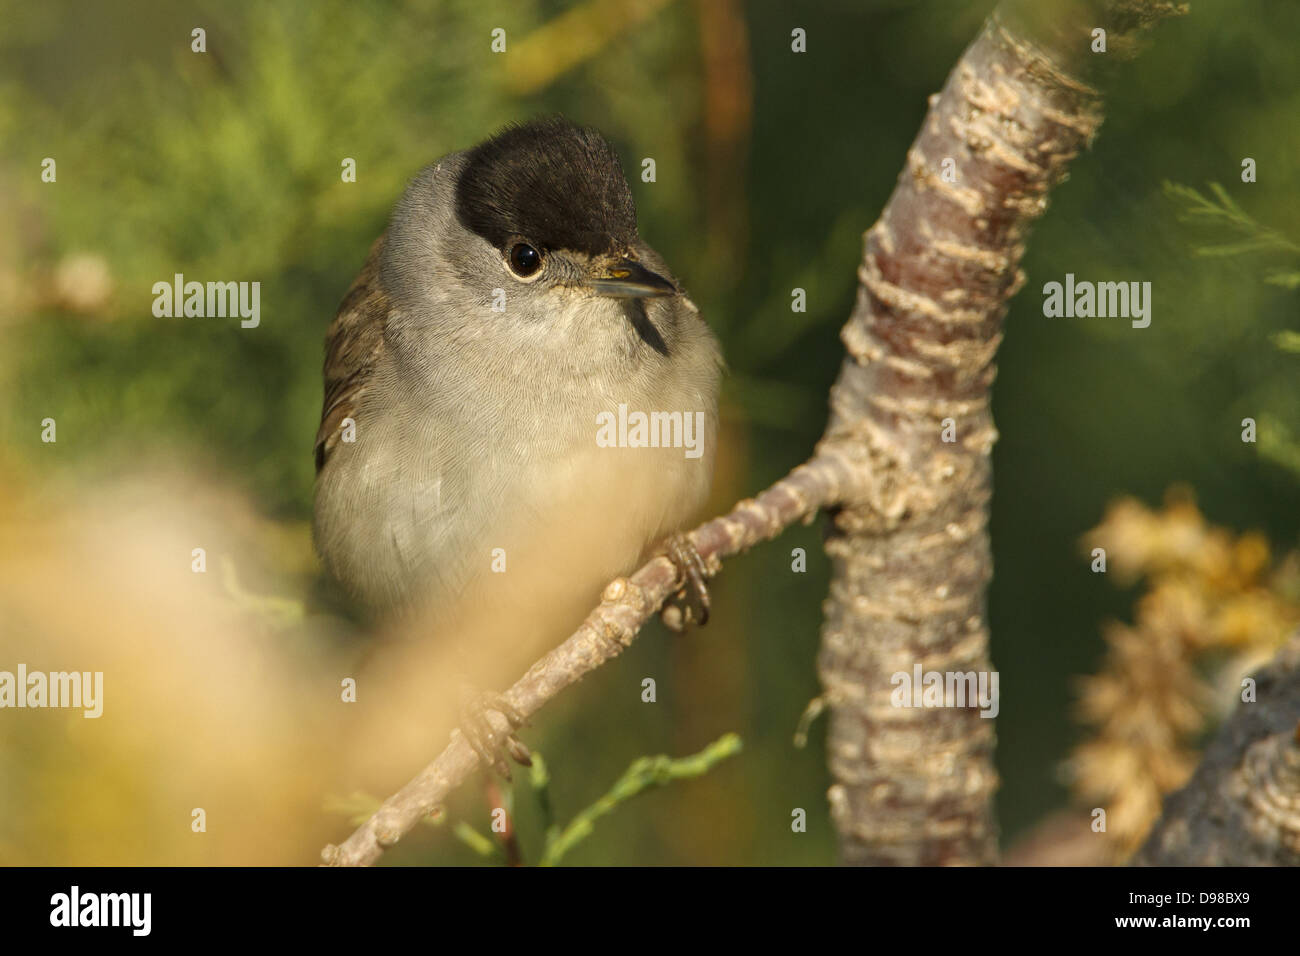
[312,117,723,773]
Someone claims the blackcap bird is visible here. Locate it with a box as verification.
[312,118,722,769]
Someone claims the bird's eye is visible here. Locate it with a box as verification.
[506,242,542,279]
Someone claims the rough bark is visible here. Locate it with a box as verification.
[815,1,1182,865]
[1134,633,1300,866]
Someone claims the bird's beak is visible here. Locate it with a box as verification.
[588,259,678,299]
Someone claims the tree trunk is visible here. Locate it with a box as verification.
[816,0,1182,865]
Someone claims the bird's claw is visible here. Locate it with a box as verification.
[456,689,531,780]
[660,532,711,632]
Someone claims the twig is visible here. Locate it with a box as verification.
[503,0,675,95]
[539,732,742,866]
[528,753,561,851]
[483,776,522,867]
[321,449,861,866]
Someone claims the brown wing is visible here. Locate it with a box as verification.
[315,233,390,473]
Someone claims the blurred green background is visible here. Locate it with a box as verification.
[2,0,1298,864]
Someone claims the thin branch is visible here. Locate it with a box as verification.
[321,448,862,866]
[502,0,675,95]
[483,777,522,867]
[539,732,743,866]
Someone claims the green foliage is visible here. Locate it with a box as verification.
[324,734,742,866]
[0,0,699,515]
[1164,180,1300,276]
[534,733,743,866]
[1163,181,1300,478]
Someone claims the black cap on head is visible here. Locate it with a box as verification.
[454,117,638,258]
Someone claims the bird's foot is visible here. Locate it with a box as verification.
[456,687,531,780]
[660,532,711,632]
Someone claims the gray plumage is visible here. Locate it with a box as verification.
[313,119,722,625]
